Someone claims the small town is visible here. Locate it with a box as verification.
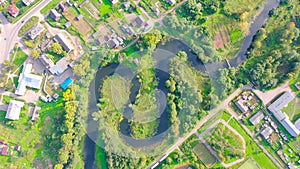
[0,0,299,168]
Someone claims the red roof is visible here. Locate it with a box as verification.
[1,146,9,155]
[8,4,19,17]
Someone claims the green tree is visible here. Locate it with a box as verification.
[31,49,40,59]
[50,42,63,55]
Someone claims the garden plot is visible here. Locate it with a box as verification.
[83,3,100,20]
[193,143,217,168]
[204,122,246,164]
[63,7,92,36]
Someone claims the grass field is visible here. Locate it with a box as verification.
[238,158,261,169]
[40,0,61,14]
[13,48,28,67]
[193,143,217,168]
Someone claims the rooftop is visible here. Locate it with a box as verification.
[261,126,273,139]
[5,100,25,120]
[27,23,45,40]
[268,92,299,137]
[15,63,43,96]
[249,111,264,125]
[54,33,74,53]
[8,4,19,17]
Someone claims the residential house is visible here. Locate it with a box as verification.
[235,100,248,113]
[59,2,67,12]
[261,126,273,139]
[268,92,299,137]
[15,63,43,96]
[108,39,120,48]
[135,15,146,26]
[39,54,55,69]
[22,0,35,6]
[123,1,131,10]
[0,145,9,156]
[53,33,74,53]
[27,23,45,40]
[154,8,160,16]
[127,27,136,36]
[64,22,71,28]
[5,100,25,120]
[40,54,71,75]
[76,14,83,20]
[8,4,19,17]
[49,9,61,21]
[249,111,264,126]
[166,0,176,5]
[79,0,89,8]
[110,0,118,4]
[98,38,105,44]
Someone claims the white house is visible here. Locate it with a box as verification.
[15,63,43,96]
[5,100,25,120]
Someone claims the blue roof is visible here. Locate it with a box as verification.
[60,78,73,90]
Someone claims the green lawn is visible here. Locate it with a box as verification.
[40,0,61,14]
[18,16,39,37]
[13,48,28,67]
[99,0,113,17]
[238,158,261,169]
[1,95,14,104]
[193,143,217,168]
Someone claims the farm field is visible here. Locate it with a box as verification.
[238,158,261,169]
[193,143,216,168]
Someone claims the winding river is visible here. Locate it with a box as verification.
[84,0,280,168]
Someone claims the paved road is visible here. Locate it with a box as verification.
[0,0,51,65]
